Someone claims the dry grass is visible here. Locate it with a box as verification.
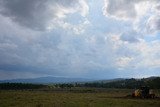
[0,88,160,107]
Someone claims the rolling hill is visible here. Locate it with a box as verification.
[0,76,93,84]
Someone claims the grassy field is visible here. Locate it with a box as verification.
[0,88,160,107]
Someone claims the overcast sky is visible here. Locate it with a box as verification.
[0,0,160,80]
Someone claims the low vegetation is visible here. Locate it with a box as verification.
[0,83,46,90]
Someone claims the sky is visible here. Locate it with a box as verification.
[0,0,160,80]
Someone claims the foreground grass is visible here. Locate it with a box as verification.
[0,88,160,107]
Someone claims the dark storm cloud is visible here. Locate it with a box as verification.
[0,0,51,30]
[0,0,87,31]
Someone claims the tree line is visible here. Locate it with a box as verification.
[0,83,46,90]
[52,77,160,89]
[78,77,160,89]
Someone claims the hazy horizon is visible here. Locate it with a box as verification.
[0,0,160,80]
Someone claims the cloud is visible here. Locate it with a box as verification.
[146,15,160,34]
[116,56,133,69]
[55,18,90,35]
[0,0,89,31]
[120,30,140,43]
[103,0,139,20]
[103,0,159,21]
[103,0,160,36]
[0,13,91,78]
[0,0,160,79]
[132,1,160,35]
[105,33,160,71]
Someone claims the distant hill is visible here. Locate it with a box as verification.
[1,76,160,89]
[91,78,125,83]
[0,76,93,84]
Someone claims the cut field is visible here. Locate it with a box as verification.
[0,88,160,107]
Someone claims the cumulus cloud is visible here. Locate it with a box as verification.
[132,40,160,69]
[103,0,140,20]
[103,0,160,52]
[120,30,140,43]
[132,1,160,34]
[0,0,89,31]
[146,15,160,33]
[112,34,160,70]
[116,56,133,69]
[103,0,159,21]
[55,18,90,35]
